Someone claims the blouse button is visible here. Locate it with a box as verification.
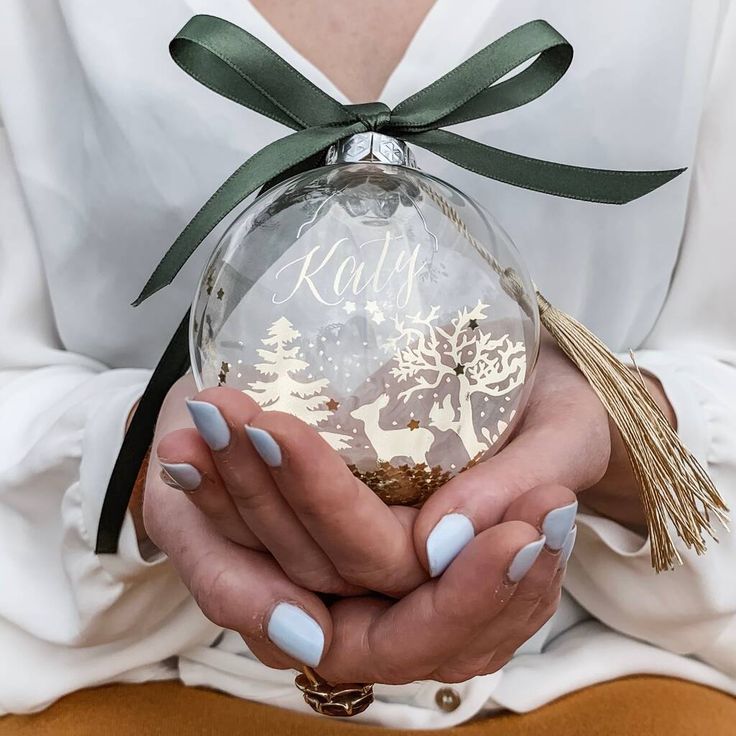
[435,687,461,712]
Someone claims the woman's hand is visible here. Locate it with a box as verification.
[140,334,673,681]
[142,374,573,681]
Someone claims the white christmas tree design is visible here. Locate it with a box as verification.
[244,317,352,450]
[244,316,331,424]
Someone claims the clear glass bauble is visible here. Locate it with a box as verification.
[191,162,539,505]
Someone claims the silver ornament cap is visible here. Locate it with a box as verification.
[326,132,417,168]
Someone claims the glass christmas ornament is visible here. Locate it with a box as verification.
[191,133,539,505]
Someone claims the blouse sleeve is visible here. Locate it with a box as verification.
[565,10,736,678]
[0,123,218,715]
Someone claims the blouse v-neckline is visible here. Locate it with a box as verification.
[225,0,492,107]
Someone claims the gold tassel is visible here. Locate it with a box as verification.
[536,292,730,572]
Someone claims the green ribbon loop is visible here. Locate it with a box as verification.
[134,14,685,305]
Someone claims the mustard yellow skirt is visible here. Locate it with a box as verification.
[1,677,733,735]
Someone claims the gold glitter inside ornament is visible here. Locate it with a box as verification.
[190,149,539,505]
[349,453,484,507]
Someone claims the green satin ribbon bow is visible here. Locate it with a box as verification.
[134,14,684,306]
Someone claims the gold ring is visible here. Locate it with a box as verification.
[295,666,374,717]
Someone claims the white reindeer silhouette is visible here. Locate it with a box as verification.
[429,395,516,459]
[351,394,435,464]
[429,394,491,459]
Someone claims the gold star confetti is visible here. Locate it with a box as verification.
[468,318,479,329]
[407,419,420,431]
[216,287,225,300]
[325,398,340,411]
[348,454,484,507]
[218,360,231,385]
[205,273,214,295]
[454,363,465,375]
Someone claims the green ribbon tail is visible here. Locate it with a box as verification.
[133,123,362,305]
[407,130,686,205]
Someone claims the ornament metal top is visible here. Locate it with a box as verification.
[191,132,539,505]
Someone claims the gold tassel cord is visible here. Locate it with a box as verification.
[418,182,536,317]
[536,293,729,572]
[419,180,729,571]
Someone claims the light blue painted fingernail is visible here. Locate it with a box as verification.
[245,425,282,468]
[561,526,577,565]
[160,462,202,492]
[267,603,324,667]
[426,513,475,577]
[186,399,230,451]
[507,536,546,583]
[542,500,578,550]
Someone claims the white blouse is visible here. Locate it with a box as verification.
[1,0,735,728]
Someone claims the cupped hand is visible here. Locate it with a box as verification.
[150,339,592,594]
[144,371,576,681]
[144,376,569,677]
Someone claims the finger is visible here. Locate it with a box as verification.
[483,566,565,672]
[478,514,577,674]
[187,388,358,595]
[156,428,262,549]
[317,521,545,684]
[248,410,427,596]
[421,486,575,678]
[143,478,332,671]
[445,514,567,678]
[502,484,578,553]
[497,485,575,619]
